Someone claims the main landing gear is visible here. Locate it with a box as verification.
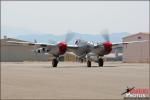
[52,58,58,67]
[98,58,103,67]
[87,60,91,67]
[86,58,104,67]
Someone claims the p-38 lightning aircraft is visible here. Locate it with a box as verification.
[7,30,148,67]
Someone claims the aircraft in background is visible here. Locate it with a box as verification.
[7,30,148,67]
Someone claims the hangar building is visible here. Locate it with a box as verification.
[123,32,149,63]
[1,37,50,62]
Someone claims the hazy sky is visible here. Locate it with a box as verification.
[1,1,149,35]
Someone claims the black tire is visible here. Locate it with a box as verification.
[80,59,84,63]
[87,60,91,67]
[98,58,103,67]
[52,59,58,67]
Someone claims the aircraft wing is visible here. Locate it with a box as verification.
[112,40,148,48]
[67,45,78,52]
[6,41,55,47]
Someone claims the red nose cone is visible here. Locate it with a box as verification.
[58,42,67,55]
[103,41,112,54]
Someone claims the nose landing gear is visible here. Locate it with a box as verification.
[86,57,104,67]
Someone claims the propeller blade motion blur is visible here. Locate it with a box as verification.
[101,29,110,42]
[65,31,75,43]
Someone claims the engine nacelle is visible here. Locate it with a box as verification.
[103,41,112,55]
[58,42,67,55]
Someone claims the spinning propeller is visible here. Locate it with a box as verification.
[48,30,75,44]
[101,29,110,42]
[33,31,75,55]
[100,29,112,53]
[48,31,75,55]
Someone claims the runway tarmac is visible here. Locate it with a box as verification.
[1,62,149,99]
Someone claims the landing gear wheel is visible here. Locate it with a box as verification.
[87,60,91,67]
[98,58,103,67]
[52,59,58,67]
[80,59,84,63]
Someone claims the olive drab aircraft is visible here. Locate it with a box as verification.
[7,30,148,67]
